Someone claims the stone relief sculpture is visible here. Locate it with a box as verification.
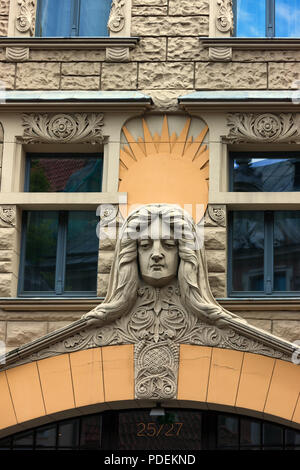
[216,0,234,34]
[15,0,35,36]
[227,113,300,143]
[108,0,126,33]
[22,113,104,144]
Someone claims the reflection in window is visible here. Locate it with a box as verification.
[231,211,264,293]
[231,153,300,192]
[20,211,99,295]
[230,211,300,296]
[235,0,300,37]
[36,0,112,37]
[235,0,265,37]
[26,154,103,192]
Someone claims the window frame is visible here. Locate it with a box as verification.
[24,152,104,193]
[228,210,300,298]
[18,210,99,297]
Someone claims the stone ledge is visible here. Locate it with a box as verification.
[200,38,300,50]
[0,37,140,50]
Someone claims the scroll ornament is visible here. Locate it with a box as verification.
[227,113,300,143]
[107,0,125,33]
[16,0,35,36]
[22,113,104,144]
[216,0,234,34]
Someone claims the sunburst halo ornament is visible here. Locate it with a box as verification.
[118,116,209,222]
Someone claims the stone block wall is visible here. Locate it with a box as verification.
[0,0,9,37]
[0,1,297,98]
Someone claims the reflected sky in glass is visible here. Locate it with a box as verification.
[236,0,266,37]
[275,0,300,37]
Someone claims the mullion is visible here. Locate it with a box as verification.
[264,211,274,294]
[266,0,275,37]
[54,212,68,295]
[71,0,80,36]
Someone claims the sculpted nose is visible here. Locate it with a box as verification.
[151,253,163,263]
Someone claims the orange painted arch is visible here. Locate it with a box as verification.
[0,344,300,438]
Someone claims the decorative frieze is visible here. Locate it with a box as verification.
[108,0,126,33]
[22,113,104,144]
[15,0,35,36]
[216,0,234,34]
[227,113,300,143]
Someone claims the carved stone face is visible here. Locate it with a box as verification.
[137,237,179,287]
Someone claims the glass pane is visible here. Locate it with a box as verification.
[58,420,79,449]
[232,155,300,192]
[0,437,11,449]
[217,415,239,449]
[276,0,300,37]
[28,155,103,192]
[286,429,300,448]
[13,431,34,449]
[231,212,264,292]
[240,419,261,447]
[274,212,300,291]
[236,0,266,37]
[36,0,72,37]
[80,415,101,449]
[64,212,99,292]
[36,424,56,448]
[79,0,111,36]
[263,422,283,448]
[23,212,59,292]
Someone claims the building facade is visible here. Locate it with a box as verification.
[0,0,300,451]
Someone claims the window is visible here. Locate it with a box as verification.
[25,153,103,192]
[229,211,300,296]
[35,0,112,37]
[230,152,300,192]
[19,211,99,296]
[235,0,300,37]
[1,410,300,450]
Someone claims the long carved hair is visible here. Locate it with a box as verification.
[86,204,238,324]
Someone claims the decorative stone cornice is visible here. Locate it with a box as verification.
[15,0,35,36]
[21,112,104,144]
[216,0,234,34]
[227,112,300,143]
[108,0,126,33]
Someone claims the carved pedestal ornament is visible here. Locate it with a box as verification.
[15,0,35,36]
[22,113,104,144]
[108,0,126,33]
[227,113,300,143]
[216,0,234,34]
[2,205,299,402]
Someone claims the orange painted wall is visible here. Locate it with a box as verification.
[1,345,300,437]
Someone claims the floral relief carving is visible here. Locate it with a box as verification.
[15,0,36,36]
[107,0,126,33]
[227,113,300,143]
[207,205,226,227]
[22,113,104,144]
[216,0,234,34]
